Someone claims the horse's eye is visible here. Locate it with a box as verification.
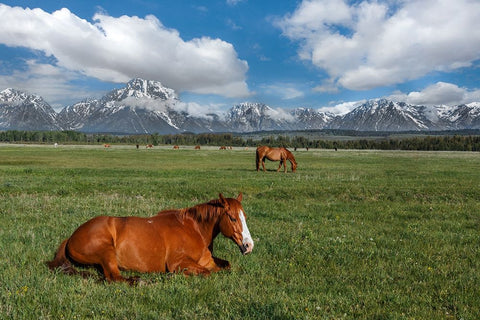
[228,216,237,222]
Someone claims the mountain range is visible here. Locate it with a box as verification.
[1,78,480,134]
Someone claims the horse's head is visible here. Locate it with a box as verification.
[287,150,297,172]
[218,193,254,255]
[291,159,297,172]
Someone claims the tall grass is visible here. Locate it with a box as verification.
[0,145,479,319]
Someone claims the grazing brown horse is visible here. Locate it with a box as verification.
[146,144,153,149]
[256,146,297,173]
[47,193,253,283]
[173,145,179,149]
[195,145,201,150]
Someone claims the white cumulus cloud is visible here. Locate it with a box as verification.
[389,82,480,106]
[0,60,98,110]
[277,0,480,92]
[0,4,250,98]
[320,100,366,115]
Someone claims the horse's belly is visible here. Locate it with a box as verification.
[116,243,167,272]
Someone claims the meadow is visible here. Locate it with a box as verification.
[0,144,479,319]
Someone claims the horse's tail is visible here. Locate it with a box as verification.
[255,148,260,171]
[46,238,78,275]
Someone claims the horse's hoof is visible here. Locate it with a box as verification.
[127,276,142,286]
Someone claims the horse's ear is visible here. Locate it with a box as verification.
[219,193,228,207]
[237,192,243,202]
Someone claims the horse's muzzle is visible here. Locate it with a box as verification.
[239,241,253,255]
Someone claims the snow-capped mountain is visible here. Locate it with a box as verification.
[330,99,435,131]
[60,78,229,134]
[444,103,480,129]
[76,78,182,133]
[329,99,480,131]
[291,107,334,130]
[105,78,177,102]
[57,99,100,131]
[0,88,61,131]
[2,79,480,134]
[225,103,292,131]
[224,103,333,131]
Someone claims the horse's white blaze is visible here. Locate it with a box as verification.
[240,210,254,251]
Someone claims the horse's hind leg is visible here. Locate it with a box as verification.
[96,252,140,285]
[68,243,129,283]
[97,250,131,283]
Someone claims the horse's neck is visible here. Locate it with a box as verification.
[284,151,293,161]
[181,205,222,243]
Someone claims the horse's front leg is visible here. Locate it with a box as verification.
[168,257,212,276]
[208,243,230,270]
[168,249,228,276]
[212,256,231,270]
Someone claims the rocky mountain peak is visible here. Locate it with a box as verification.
[104,78,178,102]
[0,88,44,106]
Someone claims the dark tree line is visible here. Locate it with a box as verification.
[0,131,247,147]
[1,130,480,151]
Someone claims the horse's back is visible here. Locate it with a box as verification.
[68,216,113,245]
[256,145,272,159]
[256,145,268,153]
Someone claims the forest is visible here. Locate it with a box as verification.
[1,129,480,151]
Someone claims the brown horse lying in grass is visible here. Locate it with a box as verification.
[256,146,297,173]
[47,193,253,284]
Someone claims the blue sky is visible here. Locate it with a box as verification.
[0,0,479,113]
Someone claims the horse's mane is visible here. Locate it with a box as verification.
[284,148,297,163]
[179,199,225,222]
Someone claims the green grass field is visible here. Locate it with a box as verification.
[1,144,479,319]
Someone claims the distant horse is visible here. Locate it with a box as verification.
[47,193,253,283]
[195,145,201,150]
[219,146,227,150]
[173,145,179,150]
[146,144,154,149]
[256,146,297,173]
[104,144,111,148]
